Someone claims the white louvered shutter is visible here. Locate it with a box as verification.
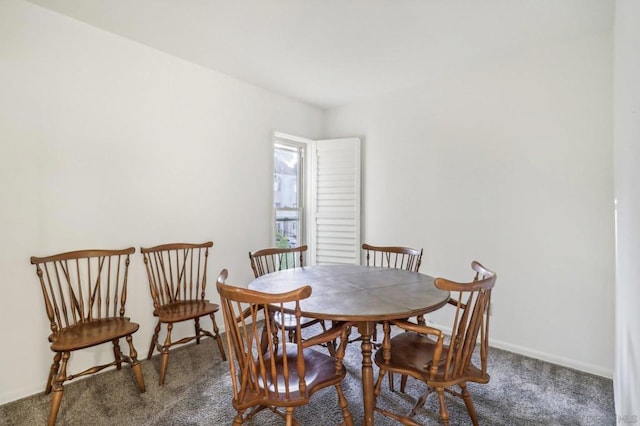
[309,137,361,265]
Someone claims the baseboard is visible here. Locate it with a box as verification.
[0,384,45,406]
[0,367,103,406]
[428,322,613,379]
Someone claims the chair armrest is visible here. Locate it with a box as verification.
[301,321,353,349]
[447,298,466,309]
[390,319,444,338]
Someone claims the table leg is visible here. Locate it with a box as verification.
[357,321,376,426]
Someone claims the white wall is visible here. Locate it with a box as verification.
[326,32,614,376]
[0,0,324,404]
[0,0,619,408]
[614,0,640,419]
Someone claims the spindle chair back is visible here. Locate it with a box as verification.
[249,245,307,278]
[362,243,423,272]
[30,247,145,426]
[140,241,226,385]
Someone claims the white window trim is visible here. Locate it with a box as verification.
[273,132,311,248]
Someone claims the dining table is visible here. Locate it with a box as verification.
[248,263,450,425]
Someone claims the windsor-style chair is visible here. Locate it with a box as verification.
[30,247,146,426]
[373,261,497,426]
[249,246,330,352]
[140,241,226,385]
[358,243,425,366]
[216,269,354,425]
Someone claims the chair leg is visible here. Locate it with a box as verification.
[400,374,408,393]
[195,317,202,344]
[48,351,69,426]
[159,323,172,385]
[335,383,354,426]
[268,309,280,351]
[125,334,146,393]
[374,368,386,397]
[147,321,161,360]
[233,411,244,425]
[380,321,394,392]
[285,407,295,426]
[210,313,227,361]
[460,383,479,426]
[45,352,61,395]
[436,387,450,426]
[346,324,362,344]
[322,321,337,357]
[113,339,123,370]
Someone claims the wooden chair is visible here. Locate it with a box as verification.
[249,246,329,351]
[140,241,226,385]
[30,247,146,426]
[360,243,424,344]
[373,261,497,426]
[216,269,354,425]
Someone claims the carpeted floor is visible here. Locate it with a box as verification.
[0,326,615,425]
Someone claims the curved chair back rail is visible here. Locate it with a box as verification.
[362,243,423,272]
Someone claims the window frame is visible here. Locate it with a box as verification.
[273,132,310,248]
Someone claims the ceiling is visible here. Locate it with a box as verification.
[26,0,614,109]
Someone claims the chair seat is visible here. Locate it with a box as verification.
[374,331,487,384]
[273,311,322,329]
[50,318,139,352]
[154,300,219,323]
[256,345,345,403]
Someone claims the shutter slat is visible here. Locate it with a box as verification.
[311,138,361,265]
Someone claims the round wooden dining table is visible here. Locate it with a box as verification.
[248,264,450,425]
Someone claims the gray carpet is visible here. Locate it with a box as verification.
[0,326,615,425]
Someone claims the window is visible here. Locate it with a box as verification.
[273,135,306,248]
[273,133,361,264]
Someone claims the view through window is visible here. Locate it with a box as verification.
[274,139,304,248]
